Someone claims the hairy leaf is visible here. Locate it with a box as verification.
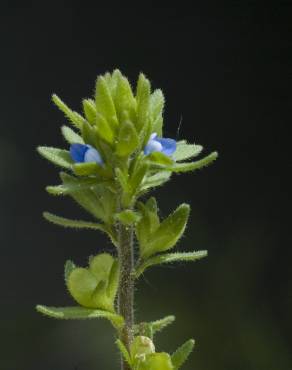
[36,305,124,328]
[115,210,141,225]
[37,146,73,169]
[46,177,97,196]
[64,260,76,284]
[171,339,195,370]
[52,94,85,129]
[82,99,96,124]
[95,113,115,144]
[61,125,84,144]
[136,73,151,132]
[116,339,132,367]
[142,171,171,190]
[95,76,118,127]
[135,251,208,277]
[43,212,107,232]
[141,204,190,258]
[169,152,218,173]
[116,121,139,157]
[173,143,203,162]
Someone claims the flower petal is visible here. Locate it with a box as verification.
[156,137,177,156]
[84,147,103,165]
[144,139,163,155]
[70,143,89,163]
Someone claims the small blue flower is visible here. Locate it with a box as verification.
[144,133,177,156]
[70,143,103,165]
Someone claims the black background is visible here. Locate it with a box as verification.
[0,3,291,370]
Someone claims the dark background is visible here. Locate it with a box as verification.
[0,3,291,370]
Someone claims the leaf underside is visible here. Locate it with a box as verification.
[135,250,208,277]
[36,305,124,328]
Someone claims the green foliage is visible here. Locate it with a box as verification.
[37,146,73,169]
[61,125,84,144]
[116,120,139,157]
[36,305,124,328]
[169,151,218,173]
[95,76,118,128]
[66,253,119,312]
[64,260,76,283]
[136,202,190,259]
[82,99,96,124]
[171,339,195,370]
[52,94,85,129]
[130,336,155,362]
[115,210,141,225]
[136,73,151,134]
[116,339,132,368]
[36,70,218,370]
[134,315,175,339]
[43,211,107,232]
[137,352,174,370]
[135,251,208,278]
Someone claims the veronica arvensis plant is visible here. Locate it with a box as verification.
[36,70,218,370]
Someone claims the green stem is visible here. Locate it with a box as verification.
[117,220,135,370]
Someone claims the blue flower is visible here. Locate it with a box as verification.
[70,144,103,165]
[144,133,177,156]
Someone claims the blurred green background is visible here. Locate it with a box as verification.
[0,3,291,370]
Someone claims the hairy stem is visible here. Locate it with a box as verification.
[117,221,135,370]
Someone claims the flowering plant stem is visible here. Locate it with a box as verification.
[36,70,218,370]
[118,218,135,370]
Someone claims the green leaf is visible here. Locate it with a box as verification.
[95,113,115,144]
[61,125,84,144]
[168,151,218,173]
[43,212,107,232]
[138,353,173,370]
[141,204,190,259]
[136,198,160,252]
[67,254,118,312]
[134,315,175,339]
[147,151,174,166]
[46,177,97,196]
[73,162,112,179]
[130,336,155,363]
[36,305,124,328]
[149,89,164,136]
[60,172,107,221]
[135,251,208,278]
[152,115,163,137]
[37,146,73,169]
[114,72,136,117]
[149,89,164,121]
[142,171,171,191]
[83,99,96,124]
[136,73,151,132]
[173,142,203,162]
[171,339,195,370]
[151,315,176,335]
[116,339,132,368]
[129,162,149,195]
[72,162,99,176]
[52,94,85,129]
[81,120,99,147]
[115,210,141,225]
[116,121,139,157]
[95,76,118,127]
[64,260,76,284]
[105,69,120,95]
[106,260,120,302]
[115,168,130,193]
